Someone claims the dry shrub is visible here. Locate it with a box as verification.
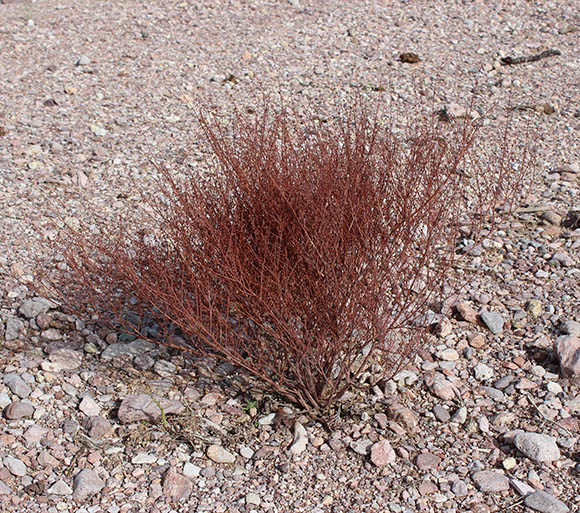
[47,100,532,413]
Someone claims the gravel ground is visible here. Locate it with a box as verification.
[1,1,580,512]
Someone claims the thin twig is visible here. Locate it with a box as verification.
[525,392,573,436]
[501,49,561,66]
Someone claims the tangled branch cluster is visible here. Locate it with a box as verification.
[49,101,532,413]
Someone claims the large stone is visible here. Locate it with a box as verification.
[163,467,192,502]
[100,339,155,361]
[24,425,49,446]
[370,440,395,467]
[19,297,54,319]
[554,336,580,385]
[3,456,27,477]
[479,311,505,335]
[83,416,113,439]
[472,470,509,492]
[455,302,478,323]
[182,462,201,478]
[45,348,83,371]
[4,316,24,341]
[514,432,560,463]
[207,445,236,463]
[415,452,441,471]
[73,469,105,500]
[78,396,100,416]
[3,374,31,399]
[560,320,580,337]
[75,55,91,66]
[427,373,456,400]
[117,394,184,424]
[4,401,34,420]
[551,252,574,267]
[524,491,569,513]
[385,402,418,432]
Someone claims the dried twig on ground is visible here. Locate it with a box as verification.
[501,49,561,65]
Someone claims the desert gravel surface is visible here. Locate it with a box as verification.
[1,0,580,512]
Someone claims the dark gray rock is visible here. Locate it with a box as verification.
[479,311,505,335]
[5,316,24,341]
[101,339,155,361]
[524,491,569,513]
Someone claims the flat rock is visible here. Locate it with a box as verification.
[73,469,105,500]
[511,478,535,497]
[46,348,83,371]
[479,311,505,335]
[163,467,192,502]
[3,456,27,476]
[79,396,100,416]
[132,452,157,464]
[207,445,235,464]
[370,440,395,466]
[47,479,72,495]
[183,462,201,478]
[415,452,441,471]
[100,339,155,361]
[153,360,177,377]
[560,320,580,337]
[5,316,24,341]
[18,297,53,319]
[554,336,580,385]
[514,432,560,463]
[117,394,184,424]
[435,347,459,361]
[524,491,569,513]
[4,373,32,398]
[133,353,154,370]
[472,470,509,492]
[246,492,261,506]
[4,401,34,420]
